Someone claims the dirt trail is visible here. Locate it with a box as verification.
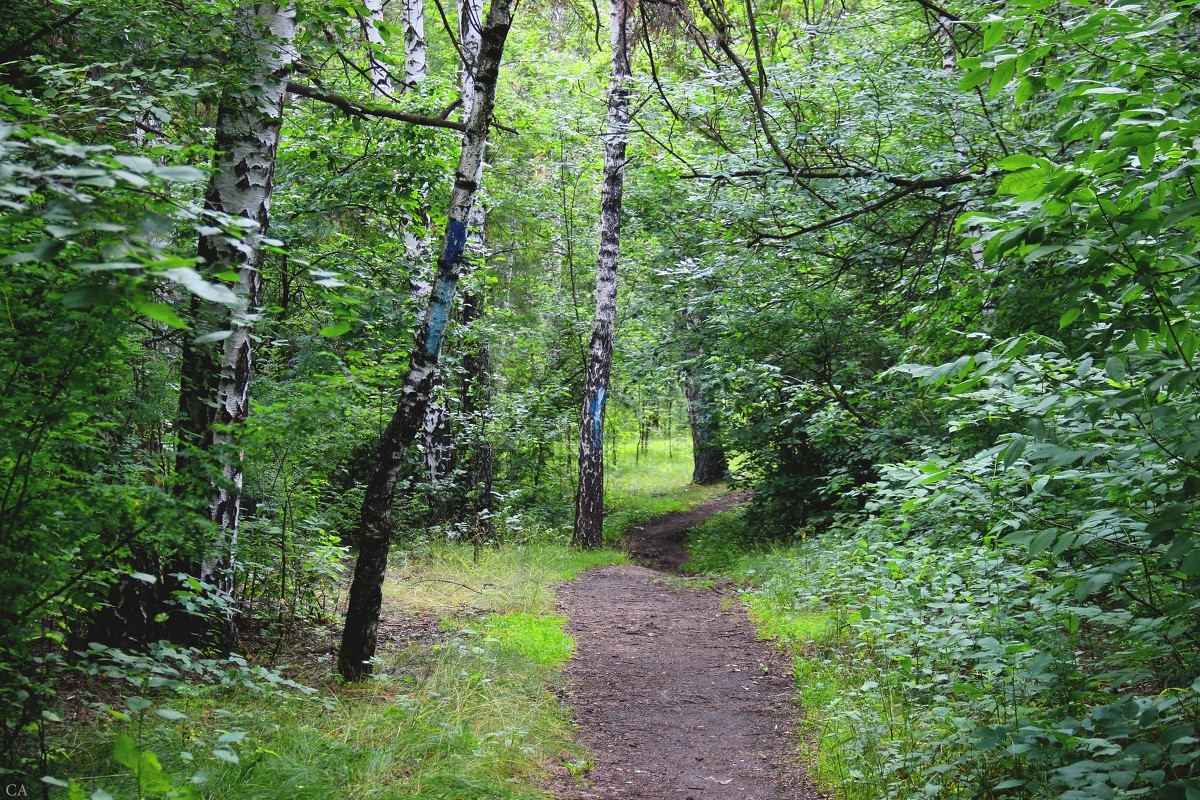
[548,494,820,800]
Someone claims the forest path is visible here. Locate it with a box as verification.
[545,494,821,800]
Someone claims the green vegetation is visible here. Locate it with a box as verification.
[4,0,1200,797]
[602,437,726,540]
[693,504,1200,800]
[53,539,623,800]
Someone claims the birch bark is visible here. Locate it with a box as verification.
[362,0,393,95]
[573,0,635,549]
[403,0,427,86]
[176,2,297,596]
[338,0,513,680]
[422,0,489,495]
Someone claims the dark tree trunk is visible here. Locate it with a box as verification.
[573,0,635,550]
[684,375,727,484]
[338,0,514,681]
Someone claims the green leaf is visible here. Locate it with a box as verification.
[1105,355,1126,383]
[997,154,1037,170]
[217,731,247,744]
[125,696,152,713]
[194,330,232,344]
[982,21,1006,50]
[989,57,1018,94]
[1111,127,1157,147]
[998,168,1045,195]
[114,155,155,173]
[1060,307,1081,330]
[130,299,188,329]
[155,708,187,721]
[958,68,990,91]
[113,733,139,769]
[1134,329,1150,354]
[151,165,206,182]
[1002,434,1026,467]
[158,267,240,304]
[138,750,172,793]
[211,746,239,764]
[319,320,351,337]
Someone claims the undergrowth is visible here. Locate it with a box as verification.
[46,541,625,800]
[688,511,1200,800]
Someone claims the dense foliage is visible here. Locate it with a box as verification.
[2,0,1198,797]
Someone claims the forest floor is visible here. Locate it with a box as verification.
[545,493,823,800]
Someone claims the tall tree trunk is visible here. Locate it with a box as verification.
[684,374,727,484]
[338,0,513,681]
[362,0,393,95]
[423,0,490,498]
[403,0,427,86]
[573,0,635,550]
[680,303,727,484]
[176,2,297,599]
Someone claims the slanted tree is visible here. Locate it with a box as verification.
[573,0,636,549]
[337,0,514,680]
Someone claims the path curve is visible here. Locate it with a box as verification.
[548,496,820,800]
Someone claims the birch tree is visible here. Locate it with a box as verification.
[423,0,495,513]
[403,0,427,86]
[362,0,394,95]
[175,1,297,597]
[573,0,635,549]
[338,0,514,680]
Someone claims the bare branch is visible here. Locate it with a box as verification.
[286,81,467,131]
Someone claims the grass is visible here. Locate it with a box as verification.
[384,541,626,619]
[51,540,626,800]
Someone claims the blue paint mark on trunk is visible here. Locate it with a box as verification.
[590,386,607,448]
[442,219,468,266]
[424,274,458,356]
[422,220,469,357]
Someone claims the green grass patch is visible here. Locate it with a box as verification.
[477,612,574,668]
[385,541,626,619]
[54,635,582,800]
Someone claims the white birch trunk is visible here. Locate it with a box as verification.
[422,0,487,486]
[363,0,393,96]
[459,0,487,235]
[573,0,635,549]
[179,2,297,595]
[403,0,427,86]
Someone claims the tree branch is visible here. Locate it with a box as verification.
[286,81,466,131]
